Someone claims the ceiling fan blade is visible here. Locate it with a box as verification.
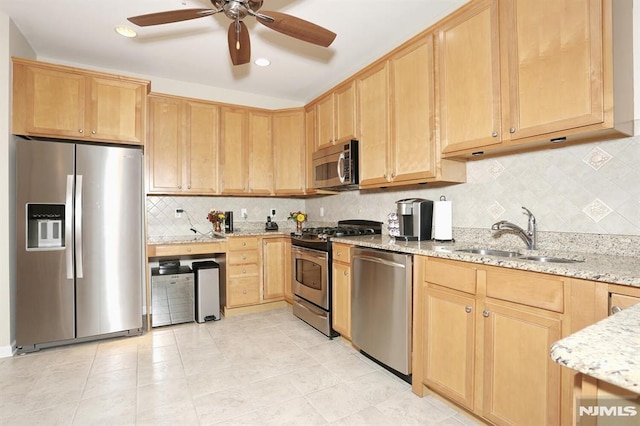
[228,21,251,66]
[128,8,218,27]
[256,11,336,47]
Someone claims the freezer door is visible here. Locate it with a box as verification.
[75,144,143,338]
[16,139,75,347]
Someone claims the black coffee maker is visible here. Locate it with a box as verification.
[396,198,434,241]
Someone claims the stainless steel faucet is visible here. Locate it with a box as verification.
[491,207,537,250]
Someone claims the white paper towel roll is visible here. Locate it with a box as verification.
[433,200,453,241]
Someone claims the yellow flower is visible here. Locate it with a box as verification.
[296,213,306,222]
[289,211,307,223]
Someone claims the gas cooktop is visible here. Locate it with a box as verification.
[290,219,382,251]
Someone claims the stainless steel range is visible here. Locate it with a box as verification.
[290,219,382,337]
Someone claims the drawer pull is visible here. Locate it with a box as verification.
[482,310,490,318]
[611,306,623,314]
[243,289,247,294]
[242,269,246,274]
[344,270,349,276]
[465,306,472,313]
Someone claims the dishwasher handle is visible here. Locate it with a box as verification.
[352,253,407,269]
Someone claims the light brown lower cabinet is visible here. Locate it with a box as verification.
[225,236,289,311]
[414,257,565,425]
[331,243,353,339]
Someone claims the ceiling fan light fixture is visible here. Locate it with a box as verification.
[254,57,270,67]
[115,25,137,38]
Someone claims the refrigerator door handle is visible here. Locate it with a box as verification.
[66,175,74,279]
[75,175,84,278]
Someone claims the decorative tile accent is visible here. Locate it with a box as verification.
[583,199,613,223]
[583,146,613,170]
[487,160,505,179]
[487,201,505,220]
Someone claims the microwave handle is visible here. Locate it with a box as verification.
[337,153,346,183]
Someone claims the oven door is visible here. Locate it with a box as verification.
[291,246,328,310]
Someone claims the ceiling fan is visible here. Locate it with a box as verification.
[127,0,337,66]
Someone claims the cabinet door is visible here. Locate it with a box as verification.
[220,107,248,194]
[19,64,86,138]
[335,81,357,143]
[263,238,286,301]
[316,94,335,149]
[438,0,502,154]
[501,0,604,141]
[247,111,273,195]
[184,101,219,194]
[423,286,475,410]
[273,110,305,195]
[482,301,561,426]
[390,35,437,183]
[332,261,351,339]
[147,96,182,193]
[357,61,391,188]
[304,106,317,194]
[89,77,146,144]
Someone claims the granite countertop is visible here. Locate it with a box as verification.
[550,303,640,394]
[331,235,640,287]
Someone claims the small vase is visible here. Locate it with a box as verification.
[296,221,303,235]
[214,222,222,233]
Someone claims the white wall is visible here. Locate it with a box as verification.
[0,13,35,356]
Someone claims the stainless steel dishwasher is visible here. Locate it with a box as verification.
[351,247,413,380]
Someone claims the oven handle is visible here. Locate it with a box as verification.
[295,297,327,318]
[292,246,328,261]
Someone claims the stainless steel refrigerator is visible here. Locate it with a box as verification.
[16,137,144,352]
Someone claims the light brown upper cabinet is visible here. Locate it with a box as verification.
[12,58,149,145]
[147,94,219,195]
[219,106,249,194]
[218,107,270,195]
[438,0,633,158]
[315,80,357,150]
[247,110,273,195]
[304,105,317,194]
[272,109,306,195]
[357,35,466,189]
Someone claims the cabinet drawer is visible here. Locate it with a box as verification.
[228,250,259,265]
[486,269,564,313]
[228,279,260,307]
[228,237,259,251]
[333,243,352,264]
[148,242,226,257]
[424,257,477,294]
[228,264,259,278]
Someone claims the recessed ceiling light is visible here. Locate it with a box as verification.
[254,58,271,67]
[115,25,137,38]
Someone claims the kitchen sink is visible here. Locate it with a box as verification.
[518,255,584,263]
[456,248,522,257]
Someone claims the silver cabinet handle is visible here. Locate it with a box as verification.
[465,306,472,313]
[344,270,349,276]
[509,127,516,133]
[391,172,396,178]
[492,131,498,137]
[91,130,96,134]
[482,310,490,317]
[611,306,623,314]
[79,129,83,133]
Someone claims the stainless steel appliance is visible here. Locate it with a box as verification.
[193,260,221,323]
[290,219,382,337]
[16,137,144,352]
[151,265,194,327]
[312,139,359,190]
[396,198,434,241]
[352,247,413,381]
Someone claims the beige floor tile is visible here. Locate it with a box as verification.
[0,307,474,425]
[73,388,136,425]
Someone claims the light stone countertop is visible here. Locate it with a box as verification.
[147,229,289,245]
[331,235,640,287]
[550,303,640,394]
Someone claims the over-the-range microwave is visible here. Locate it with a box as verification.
[312,139,359,190]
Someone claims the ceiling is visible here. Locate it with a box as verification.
[0,0,469,105]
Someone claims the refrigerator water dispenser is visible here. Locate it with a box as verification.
[27,204,65,250]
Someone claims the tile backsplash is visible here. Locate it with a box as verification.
[305,135,640,236]
[147,134,640,238]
